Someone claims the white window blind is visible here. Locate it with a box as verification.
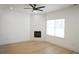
[46,19,65,38]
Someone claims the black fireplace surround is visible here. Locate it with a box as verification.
[34,31,41,38]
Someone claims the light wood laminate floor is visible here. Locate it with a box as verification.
[0,40,77,54]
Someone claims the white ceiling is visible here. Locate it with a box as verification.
[0,4,73,14]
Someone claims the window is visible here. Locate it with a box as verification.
[46,19,65,38]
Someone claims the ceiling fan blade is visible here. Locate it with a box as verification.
[24,8,32,9]
[39,10,43,11]
[38,6,45,8]
[29,4,34,8]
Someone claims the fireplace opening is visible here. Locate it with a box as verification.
[34,31,41,38]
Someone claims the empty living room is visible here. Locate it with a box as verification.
[0,4,79,54]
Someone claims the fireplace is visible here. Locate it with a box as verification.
[34,31,41,38]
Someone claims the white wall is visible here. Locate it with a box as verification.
[0,10,30,45]
[30,14,46,40]
[46,5,79,52]
[0,9,46,45]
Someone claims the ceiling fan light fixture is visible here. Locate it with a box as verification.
[32,10,40,13]
[33,10,37,12]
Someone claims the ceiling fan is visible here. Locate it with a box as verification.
[24,4,45,12]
